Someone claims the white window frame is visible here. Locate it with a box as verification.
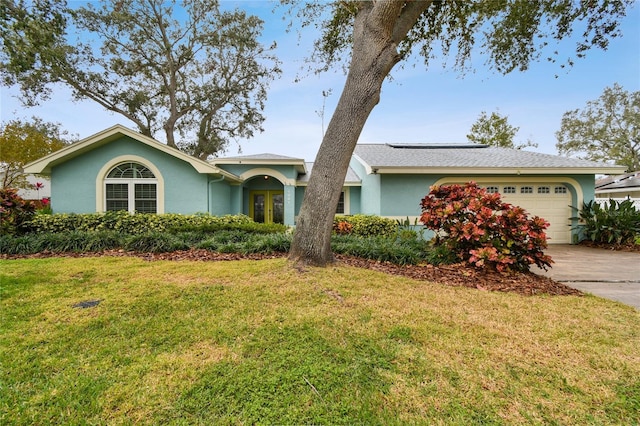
[335,188,350,215]
[96,155,165,213]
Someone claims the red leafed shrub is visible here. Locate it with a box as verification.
[333,220,353,235]
[420,182,552,272]
[0,188,36,235]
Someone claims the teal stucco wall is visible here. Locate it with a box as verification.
[51,136,213,214]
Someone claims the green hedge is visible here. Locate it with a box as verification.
[333,214,398,238]
[26,212,286,235]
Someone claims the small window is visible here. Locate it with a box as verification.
[521,186,533,194]
[503,186,516,194]
[336,192,345,214]
[537,186,550,194]
[555,186,567,194]
[486,186,499,194]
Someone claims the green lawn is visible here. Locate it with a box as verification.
[1,257,638,425]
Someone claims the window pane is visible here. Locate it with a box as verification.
[107,162,155,179]
[503,186,516,194]
[272,194,284,224]
[521,186,533,194]
[253,194,265,223]
[555,186,567,194]
[106,184,128,211]
[106,200,128,211]
[135,200,157,213]
[135,184,156,213]
[486,186,499,194]
[538,186,550,194]
[336,192,345,214]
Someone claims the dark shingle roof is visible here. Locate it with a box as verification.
[596,172,640,191]
[354,143,620,170]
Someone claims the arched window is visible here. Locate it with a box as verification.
[104,162,157,213]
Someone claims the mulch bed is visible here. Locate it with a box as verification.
[2,249,581,297]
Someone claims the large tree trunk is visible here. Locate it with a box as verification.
[289,3,403,266]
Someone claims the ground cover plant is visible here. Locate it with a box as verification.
[1,257,639,424]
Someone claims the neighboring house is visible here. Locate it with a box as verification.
[20,175,52,201]
[0,173,51,200]
[24,125,625,244]
[595,171,640,209]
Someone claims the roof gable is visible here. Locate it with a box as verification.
[23,124,240,182]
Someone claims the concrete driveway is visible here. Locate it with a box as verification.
[532,245,640,310]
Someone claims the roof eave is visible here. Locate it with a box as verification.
[213,158,307,174]
[22,124,242,182]
[370,166,627,175]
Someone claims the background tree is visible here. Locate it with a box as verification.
[1,0,280,159]
[288,0,634,266]
[467,110,537,150]
[556,83,639,171]
[0,118,70,189]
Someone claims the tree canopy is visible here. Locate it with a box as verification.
[1,0,281,159]
[467,110,537,150]
[556,83,639,171]
[288,0,634,266]
[0,118,70,190]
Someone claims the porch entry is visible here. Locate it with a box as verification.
[249,190,284,224]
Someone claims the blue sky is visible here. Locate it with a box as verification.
[1,1,639,162]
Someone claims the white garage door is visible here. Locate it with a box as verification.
[487,184,573,244]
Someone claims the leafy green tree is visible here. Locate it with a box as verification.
[556,83,639,171]
[0,0,280,159]
[0,118,70,190]
[467,110,537,150]
[288,0,633,266]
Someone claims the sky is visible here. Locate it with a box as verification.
[1,1,639,162]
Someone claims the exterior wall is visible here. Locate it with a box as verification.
[51,136,211,214]
[350,158,380,215]
[209,179,231,216]
[378,175,436,218]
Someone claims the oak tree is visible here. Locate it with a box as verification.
[556,83,639,171]
[1,0,280,159]
[288,0,634,266]
[0,118,70,190]
[467,110,537,150]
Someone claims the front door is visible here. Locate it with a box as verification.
[250,191,284,224]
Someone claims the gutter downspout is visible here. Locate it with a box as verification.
[208,175,225,214]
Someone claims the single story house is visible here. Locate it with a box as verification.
[24,124,625,244]
[595,171,640,209]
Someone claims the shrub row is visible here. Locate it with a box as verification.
[333,214,398,238]
[25,211,287,235]
[0,230,293,255]
[331,235,433,265]
[1,230,451,266]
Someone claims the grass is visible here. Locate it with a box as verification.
[1,257,639,425]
